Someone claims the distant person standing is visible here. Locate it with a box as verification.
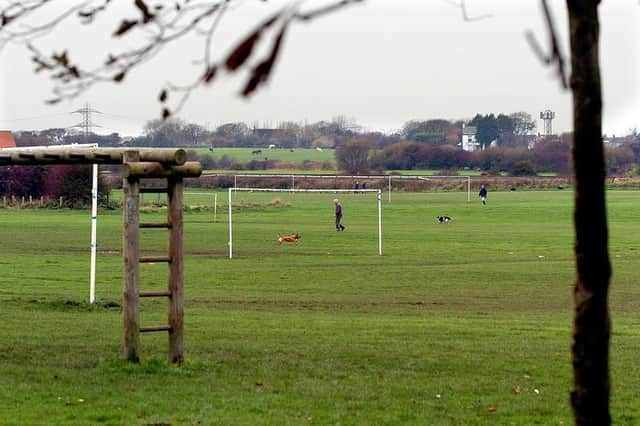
[479,185,488,205]
[334,198,345,231]
[354,181,360,193]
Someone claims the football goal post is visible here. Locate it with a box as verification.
[229,173,471,203]
[228,187,383,258]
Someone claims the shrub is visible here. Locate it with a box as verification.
[510,160,537,176]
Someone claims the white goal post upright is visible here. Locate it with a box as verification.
[227,188,383,259]
[1,143,100,302]
[89,163,98,303]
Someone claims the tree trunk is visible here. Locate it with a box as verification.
[566,1,611,424]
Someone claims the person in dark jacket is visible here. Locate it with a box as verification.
[479,185,488,205]
[334,198,345,231]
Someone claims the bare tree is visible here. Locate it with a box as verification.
[529,1,611,421]
[0,0,364,118]
[335,139,370,174]
[566,1,611,424]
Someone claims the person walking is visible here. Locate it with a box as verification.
[334,198,345,231]
[479,185,488,205]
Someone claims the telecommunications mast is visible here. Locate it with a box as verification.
[540,109,555,136]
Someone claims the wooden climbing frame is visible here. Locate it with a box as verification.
[0,148,202,363]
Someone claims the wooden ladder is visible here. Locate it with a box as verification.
[122,151,200,363]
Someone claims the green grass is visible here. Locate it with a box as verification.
[191,147,336,163]
[1,190,639,424]
[202,169,338,175]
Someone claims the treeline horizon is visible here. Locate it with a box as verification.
[10,114,640,176]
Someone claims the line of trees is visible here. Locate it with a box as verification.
[13,115,638,166]
[334,134,639,176]
[0,165,110,206]
[9,112,548,151]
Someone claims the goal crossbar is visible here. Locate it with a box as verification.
[226,174,471,203]
[228,187,383,258]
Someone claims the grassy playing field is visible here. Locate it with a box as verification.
[1,190,639,424]
[191,147,336,163]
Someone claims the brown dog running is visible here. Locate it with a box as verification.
[277,233,300,245]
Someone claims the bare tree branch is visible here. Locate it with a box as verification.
[294,0,364,21]
[442,0,492,22]
[0,0,365,119]
[525,0,568,89]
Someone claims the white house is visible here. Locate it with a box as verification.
[461,124,480,152]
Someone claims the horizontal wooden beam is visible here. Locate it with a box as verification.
[139,291,172,298]
[0,148,187,165]
[140,256,171,263]
[140,325,172,333]
[140,187,169,194]
[122,161,202,179]
[140,222,171,229]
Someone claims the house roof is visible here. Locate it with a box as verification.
[462,126,477,135]
[253,128,283,137]
[0,131,16,148]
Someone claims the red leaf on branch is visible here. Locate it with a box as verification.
[225,32,260,71]
[202,65,218,84]
[113,19,138,36]
[241,23,288,97]
[134,0,155,23]
[225,11,282,71]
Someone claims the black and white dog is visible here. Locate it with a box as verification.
[436,215,452,224]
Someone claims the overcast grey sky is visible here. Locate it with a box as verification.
[1,0,638,137]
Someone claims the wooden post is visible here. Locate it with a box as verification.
[123,151,141,362]
[167,177,184,363]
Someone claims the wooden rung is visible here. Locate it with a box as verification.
[140,325,172,333]
[140,222,171,229]
[139,291,171,298]
[140,187,169,194]
[139,256,171,263]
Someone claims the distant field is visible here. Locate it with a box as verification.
[202,169,338,175]
[189,147,336,163]
[1,190,639,424]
